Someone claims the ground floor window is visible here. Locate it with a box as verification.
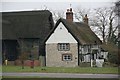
[79,54,91,62]
[62,54,72,61]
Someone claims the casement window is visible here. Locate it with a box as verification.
[58,43,70,51]
[62,54,72,61]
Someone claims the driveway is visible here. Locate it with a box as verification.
[2,72,119,78]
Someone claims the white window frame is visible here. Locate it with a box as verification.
[62,54,72,61]
[58,43,70,51]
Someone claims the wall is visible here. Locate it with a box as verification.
[79,45,101,62]
[46,43,78,67]
[46,22,77,43]
[2,40,18,61]
[5,60,40,66]
[46,22,78,67]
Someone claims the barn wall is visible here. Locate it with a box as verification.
[2,40,19,61]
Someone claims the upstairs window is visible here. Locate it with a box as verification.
[62,54,72,61]
[58,43,70,51]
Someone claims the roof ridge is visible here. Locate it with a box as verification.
[2,10,50,13]
[57,18,101,45]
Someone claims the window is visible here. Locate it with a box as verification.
[83,46,88,53]
[62,54,72,61]
[58,43,70,51]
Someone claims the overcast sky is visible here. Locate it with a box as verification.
[0,0,118,40]
[1,0,118,12]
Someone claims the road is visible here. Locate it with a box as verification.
[2,72,120,78]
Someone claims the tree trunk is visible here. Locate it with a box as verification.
[21,60,24,69]
[108,19,113,42]
[102,24,106,43]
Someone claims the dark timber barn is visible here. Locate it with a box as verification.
[2,10,54,66]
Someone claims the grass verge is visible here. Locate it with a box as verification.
[2,65,119,74]
[1,78,119,80]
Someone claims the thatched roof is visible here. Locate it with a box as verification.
[2,10,54,42]
[47,18,102,45]
[101,42,118,53]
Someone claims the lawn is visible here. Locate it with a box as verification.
[0,65,2,79]
[0,65,2,72]
[2,65,119,74]
[1,78,119,80]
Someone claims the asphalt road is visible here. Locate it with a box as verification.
[2,73,120,78]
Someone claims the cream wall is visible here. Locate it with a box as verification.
[46,22,78,67]
[46,22,77,44]
[46,43,78,67]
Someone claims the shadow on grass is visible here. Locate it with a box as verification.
[1,78,119,80]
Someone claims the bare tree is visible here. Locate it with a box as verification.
[51,10,65,22]
[17,40,29,69]
[19,52,28,69]
[107,7,118,42]
[115,1,120,46]
[115,0,120,65]
[115,1,120,17]
[91,7,118,43]
[74,7,91,22]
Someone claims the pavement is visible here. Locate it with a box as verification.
[2,72,120,78]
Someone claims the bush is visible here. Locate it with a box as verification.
[101,42,119,65]
[108,52,120,65]
[79,62,90,67]
[103,62,118,67]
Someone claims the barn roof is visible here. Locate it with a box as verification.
[47,18,102,45]
[2,10,54,42]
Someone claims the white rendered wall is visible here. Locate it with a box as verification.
[84,55,90,62]
[46,22,77,44]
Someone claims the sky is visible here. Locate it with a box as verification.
[0,0,118,40]
[1,0,118,12]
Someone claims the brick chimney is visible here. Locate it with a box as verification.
[83,14,88,25]
[66,8,73,22]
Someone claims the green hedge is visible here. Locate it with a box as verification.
[108,52,119,65]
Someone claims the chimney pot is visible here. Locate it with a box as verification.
[70,8,72,12]
[85,14,87,17]
[83,14,89,25]
[67,9,69,12]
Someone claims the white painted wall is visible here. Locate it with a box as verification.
[83,55,90,62]
[46,22,77,44]
[79,45,102,63]
[100,52,108,59]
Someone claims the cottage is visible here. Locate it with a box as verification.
[2,10,54,66]
[2,9,103,67]
[46,8,102,67]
